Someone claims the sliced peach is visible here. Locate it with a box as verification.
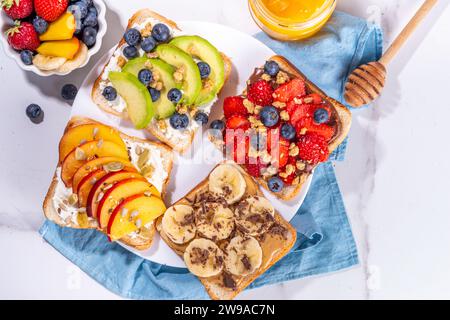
[61,140,129,187]
[72,157,135,193]
[59,123,127,162]
[97,179,160,229]
[39,12,76,41]
[107,194,166,241]
[77,170,106,208]
[86,171,145,219]
[37,37,80,60]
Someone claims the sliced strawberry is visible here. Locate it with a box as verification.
[273,78,306,103]
[223,96,248,119]
[245,157,266,178]
[280,157,297,185]
[287,102,314,125]
[224,130,249,164]
[225,114,250,131]
[304,93,323,104]
[295,117,335,141]
[247,80,273,106]
[267,128,290,168]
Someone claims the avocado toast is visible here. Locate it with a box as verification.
[91,9,232,153]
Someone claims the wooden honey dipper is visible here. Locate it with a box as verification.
[344,0,437,107]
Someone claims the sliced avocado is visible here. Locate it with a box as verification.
[170,36,225,105]
[155,44,201,106]
[108,71,154,129]
[123,57,180,119]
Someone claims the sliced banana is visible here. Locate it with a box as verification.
[209,164,246,204]
[32,54,67,71]
[184,238,224,278]
[195,202,235,241]
[57,43,88,73]
[234,196,275,236]
[161,205,196,244]
[224,235,262,276]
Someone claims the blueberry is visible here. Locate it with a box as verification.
[264,60,280,76]
[26,104,44,124]
[123,28,141,46]
[281,123,296,140]
[167,88,182,103]
[80,0,93,6]
[197,61,211,79]
[88,5,97,16]
[20,50,33,65]
[72,1,88,19]
[82,26,97,47]
[123,45,138,59]
[102,86,117,101]
[151,23,171,43]
[141,36,156,53]
[250,132,266,150]
[259,106,279,128]
[83,11,98,27]
[61,84,78,101]
[138,69,153,86]
[32,16,48,34]
[194,111,209,125]
[169,112,189,129]
[148,87,160,102]
[268,176,284,193]
[313,108,329,124]
[210,119,224,130]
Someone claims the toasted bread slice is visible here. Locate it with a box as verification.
[156,162,297,300]
[211,55,352,201]
[42,117,173,250]
[91,9,232,154]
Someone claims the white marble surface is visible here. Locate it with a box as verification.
[1,0,449,300]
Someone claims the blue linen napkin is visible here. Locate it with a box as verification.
[39,11,382,299]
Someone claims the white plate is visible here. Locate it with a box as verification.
[0,0,107,77]
[72,21,312,267]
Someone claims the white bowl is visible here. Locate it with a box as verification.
[0,0,107,77]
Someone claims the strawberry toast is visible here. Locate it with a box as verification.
[210,56,352,200]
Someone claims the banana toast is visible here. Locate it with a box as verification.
[43,117,173,250]
[91,9,232,154]
[210,55,352,200]
[156,162,297,300]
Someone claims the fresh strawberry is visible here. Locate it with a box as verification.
[287,102,314,125]
[225,114,250,131]
[223,96,248,118]
[245,157,266,177]
[6,21,40,50]
[273,78,307,102]
[303,93,323,104]
[297,132,329,165]
[267,129,290,168]
[295,117,335,141]
[247,80,273,106]
[34,0,68,22]
[224,130,249,164]
[280,157,297,185]
[1,0,33,19]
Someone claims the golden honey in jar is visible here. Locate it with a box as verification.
[249,0,337,41]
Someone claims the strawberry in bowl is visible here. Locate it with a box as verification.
[209,56,352,200]
[0,0,106,76]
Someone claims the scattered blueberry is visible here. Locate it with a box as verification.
[259,106,279,128]
[82,26,97,47]
[264,60,280,76]
[169,112,189,129]
[167,88,182,103]
[197,61,211,79]
[151,23,171,43]
[138,69,153,86]
[102,86,117,101]
[148,87,161,102]
[194,111,209,125]
[32,16,48,35]
[26,104,44,124]
[61,84,78,101]
[141,36,156,53]
[268,176,284,193]
[123,45,138,59]
[88,5,97,16]
[250,132,266,150]
[210,119,224,130]
[124,28,141,46]
[281,123,296,140]
[83,11,98,27]
[313,108,329,124]
[73,1,88,19]
[20,50,33,65]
